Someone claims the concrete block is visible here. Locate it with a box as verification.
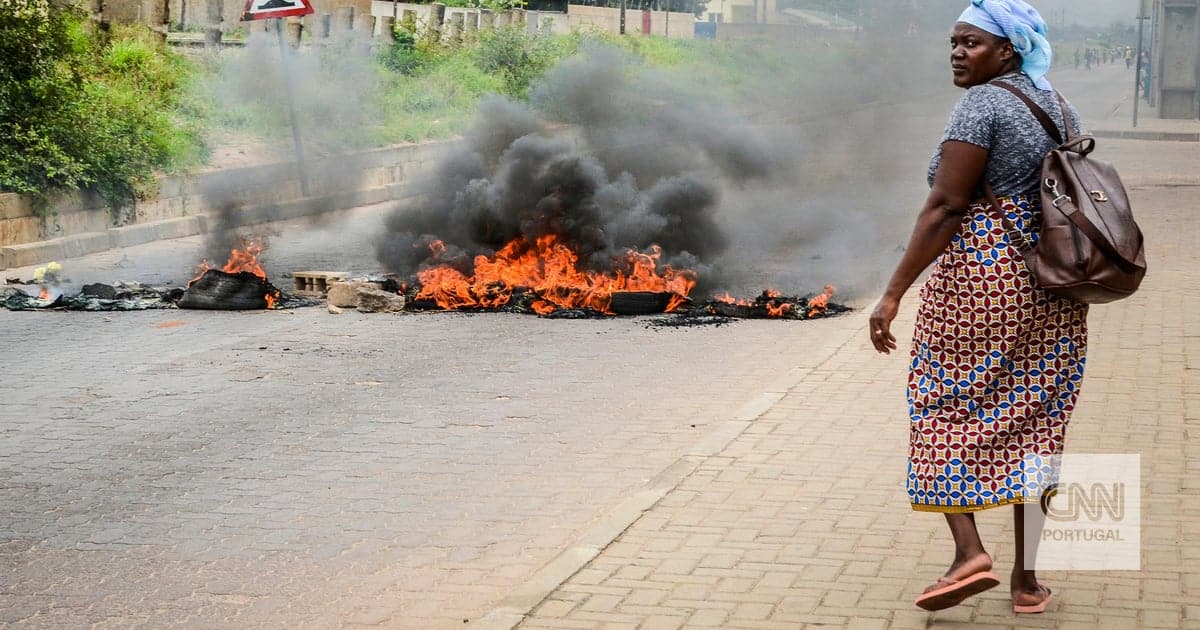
[0,217,43,247]
[356,286,406,313]
[0,193,35,220]
[53,209,110,238]
[158,176,186,198]
[293,271,351,297]
[327,280,381,307]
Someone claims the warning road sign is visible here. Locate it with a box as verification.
[241,0,313,21]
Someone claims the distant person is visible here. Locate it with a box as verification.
[1125,46,1133,69]
[1085,48,1092,70]
[1074,47,1080,69]
[871,0,1082,616]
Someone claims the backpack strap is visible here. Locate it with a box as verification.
[988,80,1064,145]
[1047,186,1144,273]
[1055,93,1077,142]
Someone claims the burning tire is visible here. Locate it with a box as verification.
[180,270,277,310]
[609,291,677,316]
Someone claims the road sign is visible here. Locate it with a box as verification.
[241,0,313,21]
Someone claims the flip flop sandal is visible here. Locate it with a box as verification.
[914,571,1001,611]
[1013,583,1053,614]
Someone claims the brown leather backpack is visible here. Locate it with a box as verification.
[985,81,1147,304]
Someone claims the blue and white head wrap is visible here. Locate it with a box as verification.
[958,0,1054,91]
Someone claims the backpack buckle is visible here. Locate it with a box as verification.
[1090,190,1109,202]
[1045,178,1073,209]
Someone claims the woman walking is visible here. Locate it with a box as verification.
[869,0,1085,615]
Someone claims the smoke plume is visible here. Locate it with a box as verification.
[375,45,793,293]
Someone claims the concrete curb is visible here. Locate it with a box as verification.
[1092,129,1200,142]
[468,325,864,629]
[0,185,413,272]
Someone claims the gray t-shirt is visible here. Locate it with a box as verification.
[927,72,1082,198]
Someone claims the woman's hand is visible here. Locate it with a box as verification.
[869,296,900,354]
[868,141,986,355]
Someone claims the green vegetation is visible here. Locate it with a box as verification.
[0,0,205,217]
[3,2,938,205]
[436,0,525,10]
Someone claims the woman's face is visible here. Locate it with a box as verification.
[949,22,1016,88]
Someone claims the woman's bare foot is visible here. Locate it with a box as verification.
[914,552,999,610]
[1011,573,1052,608]
[926,551,993,592]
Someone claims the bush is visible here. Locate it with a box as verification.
[0,1,205,217]
[474,26,582,98]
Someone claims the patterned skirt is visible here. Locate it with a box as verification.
[907,195,1089,513]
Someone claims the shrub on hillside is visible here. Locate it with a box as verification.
[474,26,581,98]
[0,1,204,217]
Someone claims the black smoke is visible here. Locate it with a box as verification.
[374,46,782,291]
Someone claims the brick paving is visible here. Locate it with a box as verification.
[514,68,1200,629]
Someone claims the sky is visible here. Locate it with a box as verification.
[916,0,1139,28]
[1035,0,1141,27]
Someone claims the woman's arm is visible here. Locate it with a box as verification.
[869,140,990,354]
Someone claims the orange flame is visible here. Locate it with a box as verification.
[808,284,836,318]
[38,287,50,301]
[189,237,281,309]
[191,238,269,285]
[766,301,793,318]
[714,292,751,306]
[415,236,695,315]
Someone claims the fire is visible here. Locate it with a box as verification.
[191,237,270,285]
[715,292,751,306]
[415,235,695,315]
[38,287,50,301]
[712,286,837,320]
[808,284,836,318]
[766,301,793,318]
[189,237,281,309]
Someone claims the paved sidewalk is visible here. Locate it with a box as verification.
[1060,63,1200,141]
[506,125,1200,629]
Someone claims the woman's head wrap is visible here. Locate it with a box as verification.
[957,0,1053,91]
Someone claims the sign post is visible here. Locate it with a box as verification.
[242,0,315,197]
[1133,0,1151,128]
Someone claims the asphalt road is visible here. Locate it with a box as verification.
[1,62,1194,628]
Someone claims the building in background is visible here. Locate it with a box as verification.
[1151,0,1200,118]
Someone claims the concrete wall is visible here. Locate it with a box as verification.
[1154,0,1200,119]
[704,0,782,25]
[566,5,694,39]
[368,2,574,38]
[0,142,451,270]
[369,1,430,25]
[103,0,370,30]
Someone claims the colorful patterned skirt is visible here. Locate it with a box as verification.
[907,195,1089,513]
